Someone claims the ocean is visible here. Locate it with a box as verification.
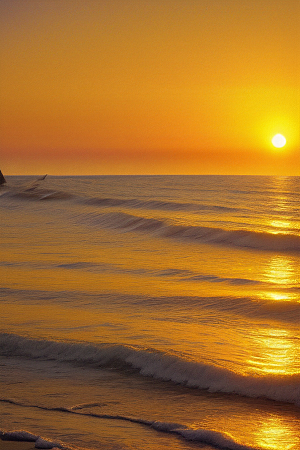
[0,175,299,450]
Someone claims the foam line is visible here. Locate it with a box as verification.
[1,333,299,405]
[1,401,261,450]
[0,430,63,449]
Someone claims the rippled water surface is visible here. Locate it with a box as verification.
[1,175,299,450]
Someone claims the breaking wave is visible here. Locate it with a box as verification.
[0,416,261,450]
[1,333,299,406]
[82,211,300,253]
[0,429,64,449]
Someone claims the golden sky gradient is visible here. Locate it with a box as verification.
[0,0,299,175]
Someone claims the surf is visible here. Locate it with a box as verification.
[0,415,261,450]
[1,333,299,406]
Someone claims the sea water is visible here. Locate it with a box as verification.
[0,175,299,450]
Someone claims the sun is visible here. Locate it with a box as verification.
[272,134,286,148]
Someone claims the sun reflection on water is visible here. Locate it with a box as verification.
[269,219,295,234]
[264,256,297,285]
[260,255,299,302]
[254,415,300,450]
[265,292,296,302]
[247,327,299,375]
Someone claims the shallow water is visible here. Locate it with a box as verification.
[1,175,299,450]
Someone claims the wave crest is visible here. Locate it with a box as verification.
[83,195,239,213]
[0,424,259,450]
[1,333,299,405]
[84,211,300,253]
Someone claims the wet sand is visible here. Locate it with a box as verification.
[0,441,35,450]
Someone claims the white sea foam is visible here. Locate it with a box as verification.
[0,422,260,450]
[0,431,63,449]
[178,429,258,450]
[35,437,62,449]
[1,430,38,441]
[1,333,299,405]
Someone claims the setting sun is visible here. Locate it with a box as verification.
[1,2,300,450]
[272,134,287,148]
[1,0,299,175]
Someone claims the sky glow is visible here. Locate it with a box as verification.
[0,0,299,175]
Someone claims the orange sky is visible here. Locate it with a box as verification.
[0,0,299,175]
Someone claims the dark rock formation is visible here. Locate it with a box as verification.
[0,170,6,185]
